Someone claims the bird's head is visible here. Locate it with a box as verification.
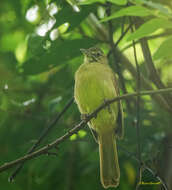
[80,47,107,64]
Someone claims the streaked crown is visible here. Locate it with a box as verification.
[80,47,105,63]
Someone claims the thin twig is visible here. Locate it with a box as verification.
[106,3,124,83]
[130,18,142,189]
[106,3,132,111]
[0,88,172,173]
[114,23,133,49]
[0,120,87,173]
[107,23,132,58]
[8,97,74,182]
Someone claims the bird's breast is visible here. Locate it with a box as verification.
[74,63,118,133]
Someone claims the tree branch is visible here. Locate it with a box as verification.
[9,97,74,182]
[0,88,172,173]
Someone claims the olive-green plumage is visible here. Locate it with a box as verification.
[74,47,124,188]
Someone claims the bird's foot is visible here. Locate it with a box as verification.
[81,113,89,121]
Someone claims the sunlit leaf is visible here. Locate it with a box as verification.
[107,0,127,5]
[78,130,87,138]
[130,0,172,17]
[127,18,172,41]
[15,41,27,63]
[79,0,105,5]
[153,36,172,60]
[101,5,151,22]
[124,162,136,185]
[70,134,77,140]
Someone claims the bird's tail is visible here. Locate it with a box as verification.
[98,130,120,188]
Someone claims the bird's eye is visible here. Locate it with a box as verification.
[94,51,102,57]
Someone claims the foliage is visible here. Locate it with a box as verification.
[0,0,172,189]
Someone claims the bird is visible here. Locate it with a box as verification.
[74,47,124,188]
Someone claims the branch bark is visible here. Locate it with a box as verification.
[0,88,172,173]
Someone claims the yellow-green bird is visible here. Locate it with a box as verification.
[74,47,124,188]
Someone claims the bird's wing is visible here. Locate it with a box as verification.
[113,74,124,139]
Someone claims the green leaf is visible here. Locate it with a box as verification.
[127,18,172,41]
[142,0,171,16]
[130,0,172,17]
[78,130,87,138]
[54,5,96,31]
[22,38,98,75]
[79,0,105,5]
[153,36,172,60]
[101,5,151,22]
[70,134,77,141]
[107,0,127,5]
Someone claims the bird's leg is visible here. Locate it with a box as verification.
[89,126,98,143]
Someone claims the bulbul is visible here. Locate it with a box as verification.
[74,47,124,188]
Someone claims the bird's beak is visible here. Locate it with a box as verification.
[80,48,87,54]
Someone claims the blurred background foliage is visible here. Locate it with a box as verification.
[0,0,172,189]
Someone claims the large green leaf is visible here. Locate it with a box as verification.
[130,0,172,17]
[127,18,172,41]
[107,0,127,5]
[101,5,151,22]
[22,38,98,75]
[54,5,96,31]
[153,36,172,60]
[79,0,105,5]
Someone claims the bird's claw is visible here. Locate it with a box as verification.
[81,114,89,121]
